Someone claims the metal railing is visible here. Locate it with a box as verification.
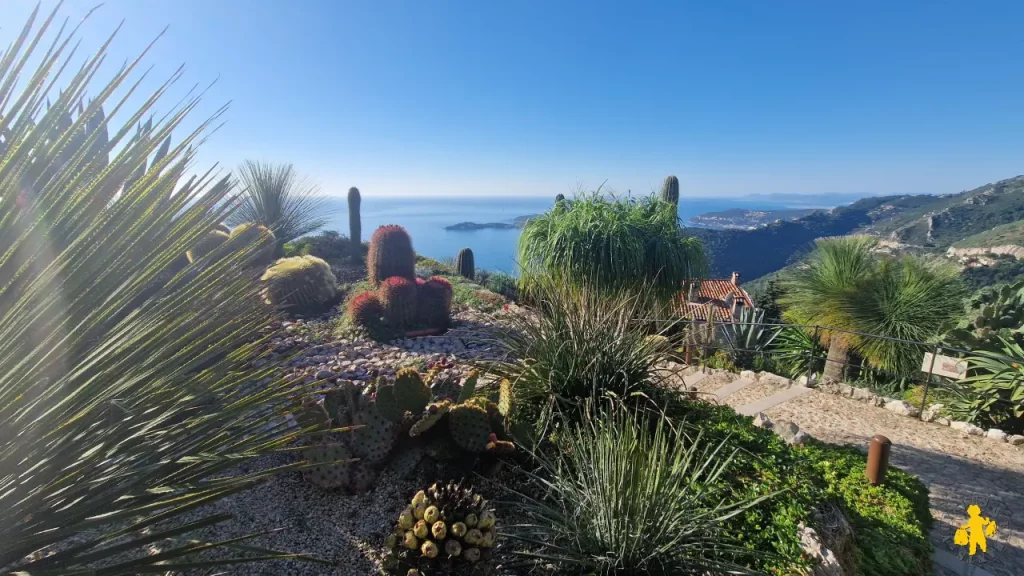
[646,319,1022,419]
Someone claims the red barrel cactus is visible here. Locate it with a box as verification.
[378,276,418,328]
[418,276,454,328]
[347,291,384,327]
[367,225,415,286]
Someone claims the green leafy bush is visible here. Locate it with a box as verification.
[507,401,771,575]
[517,192,707,300]
[284,230,352,261]
[767,325,825,379]
[945,338,1024,433]
[482,272,519,302]
[654,393,933,576]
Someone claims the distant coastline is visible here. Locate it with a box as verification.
[445,214,537,231]
[688,207,820,230]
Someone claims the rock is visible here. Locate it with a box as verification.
[740,370,758,381]
[950,421,985,436]
[838,384,854,397]
[985,429,1008,442]
[798,524,845,576]
[935,417,950,426]
[775,420,809,446]
[921,404,944,423]
[871,396,886,407]
[760,372,793,387]
[752,412,773,429]
[797,374,818,388]
[884,399,921,417]
[1008,434,1024,446]
[852,387,874,402]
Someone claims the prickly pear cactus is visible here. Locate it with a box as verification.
[944,280,1024,351]
[394,368,431,414]
[409,401,452,437]
[301,442,353,490]
[447,404,492,453]
[375,381,407,423]
[497,379,514,418]
[382,482,498,575]
[351,401,399,464]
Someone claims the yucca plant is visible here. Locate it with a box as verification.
[517,192,707,300]
[227,159,332,253]
[769,325,825,380]
[504,400,772,575]
[0,6,325,573]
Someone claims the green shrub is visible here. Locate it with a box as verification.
[482,272,519,302]
[508,400,772,575]
[517,192,707,300]
[368,224,416,286]
[770,325,825,379]
[260,255,340,313]
[945,337,1024,433]
[653,393,933,576]
[284,230,351,260]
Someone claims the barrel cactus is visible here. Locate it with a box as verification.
[348,186,362,255]
[226,222,276,267]
[455,248,475,280]
[660,174,679,206]
[417,276,454,329]
[260,255,339,313]
[186,230,230,263]
[215,223,232,234]
[368,225,416,286]
[348,291,384,327]
[379,276,418,328]
[383,482,498,575]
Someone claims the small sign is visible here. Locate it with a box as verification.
[922,352,967,380]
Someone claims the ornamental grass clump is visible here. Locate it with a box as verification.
[517,192,707,299]
[505,400,773,575]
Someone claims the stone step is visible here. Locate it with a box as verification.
[681,371,707,388]
[720,378,793,410]
[710,377,754,402]
[736,385,813,416]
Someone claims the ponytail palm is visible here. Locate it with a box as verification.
[0,6,320,573]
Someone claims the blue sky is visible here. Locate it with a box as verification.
[6,0,1024,197]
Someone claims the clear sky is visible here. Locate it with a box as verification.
[5,0,1024,197]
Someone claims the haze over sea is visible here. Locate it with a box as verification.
[320,194,859,274]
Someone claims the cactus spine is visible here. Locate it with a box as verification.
[660,174,680,206]
[379,276,418,328]
[348,186,361,255]
[455,248,475,280]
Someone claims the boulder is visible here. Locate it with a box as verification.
[752,412,774,429]
[935,417,950,426]
[740,370,758,381]
[798,374,819,388]
[884,399,921,418]
[921,404,944,423]
[799,524,845,576]
[838,384,855,397]
[851,387,875,402]
[950,421,985,436]
[985,429,1008,442]
[775,420,809,446]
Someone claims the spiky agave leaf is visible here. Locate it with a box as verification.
[0,5,325,573]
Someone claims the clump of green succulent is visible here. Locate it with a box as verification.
[383,482,498,575]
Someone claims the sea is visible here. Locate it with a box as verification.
[318,195,840,274]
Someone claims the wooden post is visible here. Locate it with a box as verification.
[866,435,891,486]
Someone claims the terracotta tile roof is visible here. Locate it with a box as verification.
[674,277,753,323]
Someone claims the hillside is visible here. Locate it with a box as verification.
[697,175,1024,283]
[953,219,1024,248]
[688,207,819,229]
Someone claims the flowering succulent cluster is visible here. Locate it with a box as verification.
[349,225,454,332]
[383,482,497,575]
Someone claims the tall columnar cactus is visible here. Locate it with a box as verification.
[368,225,416,286]
[186,230,230,263]
[660,174,680,206]
[379,276,418,328]
[383,482,498,575]
[226,222,276,267]
[555,193,566,204]
[348,186,361,255]
[417,276,454,329]
[455,248,475,280]
[260,255,339,313]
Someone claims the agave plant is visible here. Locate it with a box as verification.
[0,6,323,573]
[720,307,780,369]
[945,337,1024,433]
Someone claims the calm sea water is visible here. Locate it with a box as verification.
[318,196,826,274]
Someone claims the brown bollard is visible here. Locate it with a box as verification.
[865,434,891,486]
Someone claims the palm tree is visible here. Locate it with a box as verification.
[781,236,965,382]
[228,160,332,253]
[781,236,877,381]
[0,6,323,572]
